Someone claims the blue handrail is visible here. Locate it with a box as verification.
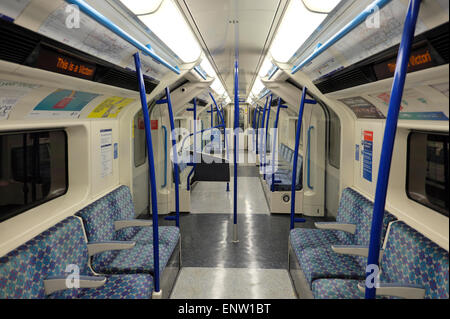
[260,96,269,168]
[161,125,167,188]
[271,98,288,192]
[133,52,160,294]
[194,66,207,80]
[291,0,392,74]
[157,88,180,228]
[65,0,180,75]
[209,92,230,161]
[268,66,279,80]
[252,105,258,151]
[232,59,239,242]
[186,98,197,191]
[263,94,273,180]
[255,107,261,154]
[365,0,421,299]
[307,126,314,190]
[291,88,316,229]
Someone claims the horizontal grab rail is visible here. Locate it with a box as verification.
[65,0,180,74]
[291,0,392,74]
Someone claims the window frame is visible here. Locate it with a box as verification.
[406,130,449,217]
[0,128,68,223]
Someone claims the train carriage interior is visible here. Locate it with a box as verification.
[0,0,448,306]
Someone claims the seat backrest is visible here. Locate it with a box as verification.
[0,216,90,299]
[380,221,449,299]
[76,185,136,242]
[335,188,395,245]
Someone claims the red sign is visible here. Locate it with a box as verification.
[151,120,158,130]
[364,131,373,142]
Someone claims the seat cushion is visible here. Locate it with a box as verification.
[290,228,342,252]
[48,274,152,299]
[298,246,366,286]
[91,227,180,276]
[312,279,364,299]
[116,225,180,246]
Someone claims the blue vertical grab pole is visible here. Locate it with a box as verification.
[365,0,421,299]
[133,52,160,295]
[252,105,258,152]
[259,96,269,170]
[271,98,288,192]
[157,87,180,228]
[255,107,261,154]
[233,60,239,243]
[290,87,316,229]
[263,94,273,179]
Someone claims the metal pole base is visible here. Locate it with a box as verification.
[232,223,239,243]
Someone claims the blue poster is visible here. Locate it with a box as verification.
[355,144,360,161]
[362,131,373,182]
[399,112,449,121]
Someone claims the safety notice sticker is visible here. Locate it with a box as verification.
[362,131,373,182]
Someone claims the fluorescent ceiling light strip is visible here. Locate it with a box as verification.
[270,0,328,63]
[133,0,201,63]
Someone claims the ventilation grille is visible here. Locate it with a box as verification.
[316,68,372,94]
[0,20,39,64]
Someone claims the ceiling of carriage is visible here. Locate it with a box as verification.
[176,0,288,101]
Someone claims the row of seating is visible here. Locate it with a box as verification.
[264,143,303,191]
[288,187,449,299]
[0,185,180,299]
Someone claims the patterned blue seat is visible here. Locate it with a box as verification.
[76,185,180,276]
[290,188,396,286]
[313,221,449,299]
[0,216,152,299]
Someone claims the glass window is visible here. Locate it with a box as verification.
[0,130,67,223]
[134,110,147,167]
[407,132,449,217]
[328,108,341,168]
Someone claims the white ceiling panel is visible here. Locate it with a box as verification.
[176,0,288,99]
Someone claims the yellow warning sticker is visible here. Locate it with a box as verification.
[88,96,135,118]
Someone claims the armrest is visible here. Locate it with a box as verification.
[44,275,106,295]
[87,241,135,256]
[114,219,153,231]
[314,222,356,234]
[357,282,425,299]
[331,245,372,258]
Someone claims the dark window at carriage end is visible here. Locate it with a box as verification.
[407,132,449,217]
[0,130,68,223]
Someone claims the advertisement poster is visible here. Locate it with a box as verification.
[88,96,135,118]
[0,80,40,120]
[28,89,100,119]
[339,97,385,119]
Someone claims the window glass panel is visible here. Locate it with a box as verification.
[328,108,340,168]
[408,132,449,217]
[134,110,147,167]
[0,130,67,222]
